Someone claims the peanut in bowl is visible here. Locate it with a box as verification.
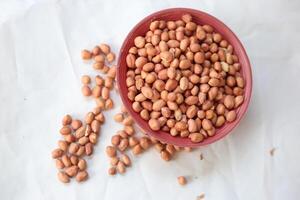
[117,8,252,147]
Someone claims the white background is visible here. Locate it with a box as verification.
[0,0,299,199]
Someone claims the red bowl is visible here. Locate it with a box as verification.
[117,8,252,147]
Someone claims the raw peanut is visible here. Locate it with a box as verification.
[111,135,121,146]
[165,79,178,91]
[70,156,78,165]
[226,110,237,122]
[141,86,153,99]
[85,125,92,136]
[69,143,79,155]
[76,171,88,182]
[152,99,166,111]
[106,52,115,63]
[140,109,150,120]
[92,86,101,98]
[179,59,191,69]
[126,54,136,68]
[179,77,189,90]
[60,126,71,135]
[167,67,176,79]
[58,140,68,152]
[216,104,225,115]
[94,55,105,63]
[105,77,114,89]
[52,148,63,158]
[105,98,114,110]
[85,143,93,156]
[155,143,164,152]
[106,146,117,157]
[188,119,198,133]
[81,75,91,85]
[189,133,204,143]
[116,161,126,174]
[175,121,187,131]
[235,95,244,108]
[110,157,119,166]
[134,36,146,48]
[81,49,92,60]
[216,116,225,127]
[189,74,200,84]
[161,150,171,161]
[185,96,198,105]
[206,110,214,120]
[140,137,151,150]
[132,101,142,112]
[132,144,143,155]
[78,136,89,145]
[194,52,205,64]
[207,127,216,136]
[160,51,174,62]
[85,112,95,124]
[107,65,117,79]
[166,144,175,155]
[121,154,131,166]
[167,40,180,48]
[129,137,139,147]
[148,119,160,131]
[101,87,110,100]
[71,119,82,130]
[108,167,117,175]
[76,146,85,157]
[177,176,187,185]
[58,172,70,183]
[92,46,101,56]
[202,119,213,130]
[91,120,100,133]
[64,134,76,143]
[55,159,65,169]
[118,130,129,138]
[75,126,86,138]
[226,76,236,87]
[78,159,87,170]
[81,85,92,96]
[167,101,178,110]
[93,62,104,70]
[208,87,218,100]
[224,95,235,109]
[114,113,124,122]
[124,125,135,135]
[135,57,148,68]
[186,105,198,118]
[61,155,72,167]
[208,78,220,87]
[95,113,105,123]
[118,138,129,152]
[62,114,72,126]
[65,166,79,177]
[180,130,189,137]
[99,44,110,54]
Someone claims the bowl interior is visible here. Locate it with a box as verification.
[117,8,252,147]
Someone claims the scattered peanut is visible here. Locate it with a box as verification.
[177,176,187,185]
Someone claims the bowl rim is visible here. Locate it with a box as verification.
[117,8,252,147]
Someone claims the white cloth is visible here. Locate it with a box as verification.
[0,0,299,199]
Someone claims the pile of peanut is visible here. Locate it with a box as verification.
[51,44,116,183]
[125,14,245,143]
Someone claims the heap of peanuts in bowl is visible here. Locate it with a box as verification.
[121,11,250,145]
